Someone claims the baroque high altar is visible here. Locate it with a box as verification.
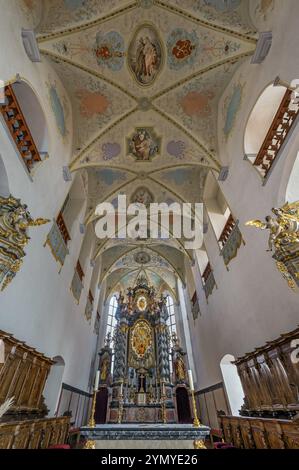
[96,277,191,424]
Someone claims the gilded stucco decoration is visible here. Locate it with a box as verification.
[0,196,49,291]
[246,201,299,290]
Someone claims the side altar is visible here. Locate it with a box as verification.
[96,278,192,424]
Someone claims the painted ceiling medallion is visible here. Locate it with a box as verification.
[127,127,161,161]
[134,251,151,264]
[131,187,154,207]
[128,24,163,87]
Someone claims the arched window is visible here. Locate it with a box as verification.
[220,354,245,416]
[166,294,177,336]
[166,294,177,375]
[105,294,119,372]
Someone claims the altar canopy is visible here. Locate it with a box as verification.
[96,277,191,424]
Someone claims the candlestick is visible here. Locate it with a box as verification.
[188,369,194,391]
[191,388,200,428]
[84,389,97,449]
[188,369,200,428]
[94,370,100,391]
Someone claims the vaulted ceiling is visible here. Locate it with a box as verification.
[34,0,257,295]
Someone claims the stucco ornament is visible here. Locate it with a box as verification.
[246,201,299,289]
[0,196,49,291]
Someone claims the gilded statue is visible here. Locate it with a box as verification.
[100,359,109,381]
[246,201,299,252]
[0,195,49,291]
[246,201,299,289]
[175,356,186,382]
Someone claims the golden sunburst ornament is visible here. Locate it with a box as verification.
[137,295,147,311]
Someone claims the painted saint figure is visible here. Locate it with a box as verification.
[131,130,152,160]
[135,36,157,81]
[128,25,162,86]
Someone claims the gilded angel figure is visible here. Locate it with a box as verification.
[246,201,299,252]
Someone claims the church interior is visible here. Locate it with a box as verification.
[0,0,299,451]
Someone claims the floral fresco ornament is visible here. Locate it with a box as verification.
[167,140,186,159]
[223,82,244,138]
[167,29,199,70]
[46,79,68,138]
[94,31,125,71]
[203,0,241,12]
[102,142,121,161]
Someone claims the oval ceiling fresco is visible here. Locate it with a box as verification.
[127,23,163,87]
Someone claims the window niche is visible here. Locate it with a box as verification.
[0,80,49,175]
[244,83,299,182]
[45,173,87,269]
[195,247,216,302]
[203,173,244,269]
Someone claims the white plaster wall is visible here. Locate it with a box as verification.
[0,3,98,407]
[190,0,299,392]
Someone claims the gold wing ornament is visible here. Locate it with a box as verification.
[277,201,299,223]
[245,220,267,230]
[28,218,50,227]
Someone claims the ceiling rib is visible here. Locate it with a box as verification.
[36,1,138,43]
[155,0,257,44]
[151,50,255,100]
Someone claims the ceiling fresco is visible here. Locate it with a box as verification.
[32,0,258,291]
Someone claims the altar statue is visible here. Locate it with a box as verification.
[246,201,299,289]
[0,195,49,291]
[246,201,299,252]
[175,356,186,382]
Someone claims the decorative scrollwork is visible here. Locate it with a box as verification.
[0,195,49,291]
[246,201,299,289]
